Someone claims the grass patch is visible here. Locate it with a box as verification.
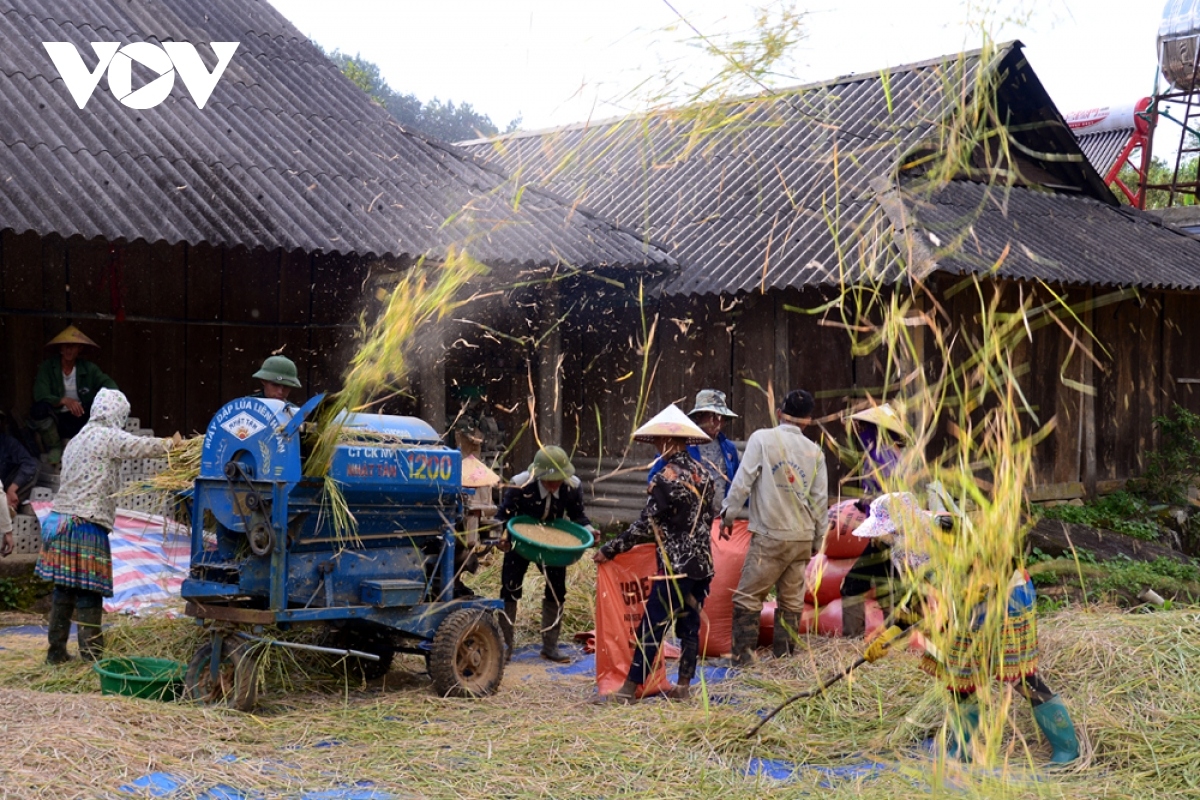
[1030,557,1200,605]
[0,575,52,611]
[1037,492,1163,542]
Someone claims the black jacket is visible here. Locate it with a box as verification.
[497,479,591,528]
[0,434,38,490]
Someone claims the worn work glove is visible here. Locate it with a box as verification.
[863,625,904,663]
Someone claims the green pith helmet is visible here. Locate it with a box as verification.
[253,355,301,388]
[529,445,575,482]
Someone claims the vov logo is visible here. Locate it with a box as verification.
[42,41,239,110]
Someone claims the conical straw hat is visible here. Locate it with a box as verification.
[850,403,907,437]
[461,455,501,488]
[633,404,711,444]
[45,325,99,350]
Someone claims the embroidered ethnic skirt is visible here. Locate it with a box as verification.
[35,514,113,596]
[918,570,1039,694]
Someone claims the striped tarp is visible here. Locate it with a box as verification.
[32,502,189,614]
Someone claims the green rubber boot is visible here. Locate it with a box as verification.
[1032,696,1080,765]
[540,598,570,663]
[947,702,980,762]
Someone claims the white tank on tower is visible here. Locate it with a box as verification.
[1161,0,1200,91]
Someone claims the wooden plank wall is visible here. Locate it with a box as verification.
[563,287,860,481]
[0,231,375,437]
[6,225,1177,492]
[561,278,1200,492]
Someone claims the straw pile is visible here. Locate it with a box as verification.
[0,604,1195,798]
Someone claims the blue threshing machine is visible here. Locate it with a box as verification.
[180,395,505,710]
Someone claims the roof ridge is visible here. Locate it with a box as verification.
[0,7,308,46]
[460,41,1021,147]
[0,139,514,190]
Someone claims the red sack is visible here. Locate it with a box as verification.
[758,594,888,640]
[697,519,751,657]
[804,553,856,606]
[594,543,671,697]
[823,499,869,560]
[758,600,777,646]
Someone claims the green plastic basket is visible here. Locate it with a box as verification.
[93,657,184,701]
[506,516,594,567]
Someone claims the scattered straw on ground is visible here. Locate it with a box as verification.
[0,598,1195,798]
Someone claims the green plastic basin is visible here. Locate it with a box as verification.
[506,516,594,567]
[93,656,184,701]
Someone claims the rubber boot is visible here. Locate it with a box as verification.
[498,600,517,662]
[773,609,802,657]
[32,416,62,466]
[730,607,761,667]
[46,594,74,665]
[540,598,570,663]
[1031,696,1080,765]
[841,596,866,638]
[946,702,980,762]
[667,640,698,700]
[75,604,104,662]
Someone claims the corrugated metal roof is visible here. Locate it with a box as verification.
[462,52,977,295]
[1074,129,1134,180]
[0,0,671,270]
[909,180,1200,290]
[461,42,1159,295]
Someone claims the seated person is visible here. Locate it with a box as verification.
[30,326,117,463]
[0,428,39,515]
[250,356,301,404]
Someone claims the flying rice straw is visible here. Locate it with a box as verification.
[303,249,488,543]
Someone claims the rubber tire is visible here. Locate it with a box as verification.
[330,627,396,681]
[184,637,259,712]
[429,608,505,698]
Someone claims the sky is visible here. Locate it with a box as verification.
[269,0,1173,147]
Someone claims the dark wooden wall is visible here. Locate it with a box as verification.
[0,231,376,436]
[560,287,874,481]
[559,279,1200,492]
[9,226,1196,494]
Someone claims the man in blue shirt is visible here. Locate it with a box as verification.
[648,389,740,513]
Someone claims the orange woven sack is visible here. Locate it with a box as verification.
[594,543,672,697]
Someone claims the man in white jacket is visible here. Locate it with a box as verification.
[720,389,828,665]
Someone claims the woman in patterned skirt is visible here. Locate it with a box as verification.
[853,493,1080,766]
[36,388,178,663]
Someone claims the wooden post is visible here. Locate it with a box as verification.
[774,294,790,398]
[537,284,563,445]
[1083,291,1097,498]
[419,346,446,435]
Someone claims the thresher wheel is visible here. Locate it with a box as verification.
[429,608,504,698]
[184,636,260,712]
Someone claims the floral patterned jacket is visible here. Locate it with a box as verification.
[52,389,173,530]
[600,450,715,580]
